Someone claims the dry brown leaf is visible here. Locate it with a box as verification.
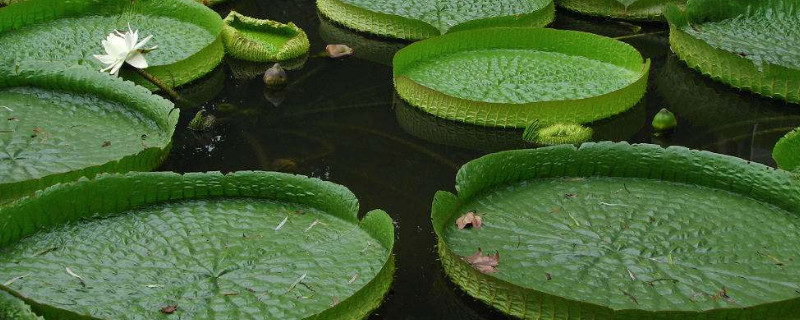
[463,249,499,274]
[160,305,178,314]
[455,212,483,230]
[326,44,354,58]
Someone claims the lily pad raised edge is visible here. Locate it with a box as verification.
[557,0,686,21]
[775,128,800,173]
[0,0,225,90]
[665,3,800,104]
[394,28,650,128]
[316,0,555,41]
[0,60,179,205]
[432,142,800,318]
[0,171,395,320]
[221,11,311,62]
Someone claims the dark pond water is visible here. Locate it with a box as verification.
[159,1,800,318]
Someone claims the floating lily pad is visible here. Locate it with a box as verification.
[394,28,650,128]
[0,171,395,319]
[433,142,800,319]
[0,0,225,89]
[666,0,800,103]
[317,0,555,40]
[0,291,41,320]
[0,60,178,205]
[775,128,800,173]
[558,0,686,21]
[222,11,310,62]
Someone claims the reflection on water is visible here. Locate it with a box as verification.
[159,2,800,319]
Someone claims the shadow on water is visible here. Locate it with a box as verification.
[159,2,800,319]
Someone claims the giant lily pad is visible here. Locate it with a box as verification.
[433,142,800,319]
[0,171,395,319]
[666,0,800,104]
[0,0,225,89]
[558,0,686,21]
[222,11,310,62]
[317,0,555,40]
[394,28,650,128]
[0,60,178,204]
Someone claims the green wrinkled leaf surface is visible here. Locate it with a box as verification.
[0,15,213,69]
[336,0,549,33]
[0,174,392,319]
[445,177,800,311]
[681,2,800,70]
[404,49,640,104]
[0,88,168,185]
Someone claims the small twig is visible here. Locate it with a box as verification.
[287,273,307,293]
[614,31,667,40]
[348,273,359,284]
[3,274,29,286]
[304,220,321,232]
[620,289,639,305]
[601,202,631,207]
[65,267,86,287]
[275,216,289,231]
[627,269,636,281]
[1,106,12,112]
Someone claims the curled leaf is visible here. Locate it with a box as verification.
[160,305,178,314]
[455,212,483,230]
[463,249,499,274]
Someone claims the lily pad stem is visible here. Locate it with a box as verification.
[614,31,667,40]
[132,67,187,105]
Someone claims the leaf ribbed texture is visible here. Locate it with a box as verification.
[558,0,686,21]
[317,0,555,40]
[432,142,800,319]
[221,11,310,62]
[393,28,650,128]
[0,60,178,205]
[666,0,800,103]
[775,128,800,172]
[0,171,394,320]
[0,0,225,89]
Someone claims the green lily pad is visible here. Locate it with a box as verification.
[0,291,41,320]
[394,28,650,128]
[666,0,800,103]
[317,0,555,40]
[558,0,686,21]
[0,60,178,205]
[0,0,225,89]
[222,11,310,62]
[0,171,395,319]
[433,142,800,319]
[775,128,800,173]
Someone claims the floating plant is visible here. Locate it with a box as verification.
[0,172,395,319]
[558,0,686,21]
[0,60,178,204]
[775,128,800,173]
[317,0,555,40]
[666,0,800,103]
[433,142,800,319]
[393,28,650,128]
[0,0,225,89]
[221,11,310,62]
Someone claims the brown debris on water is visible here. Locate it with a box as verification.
[455,212,483,230]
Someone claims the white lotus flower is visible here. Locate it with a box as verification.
[93,25,158,76]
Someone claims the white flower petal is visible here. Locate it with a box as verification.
[133,34,153,50]
[109,60,125,76]
[93,54,118,65]
[126,52,148,69]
